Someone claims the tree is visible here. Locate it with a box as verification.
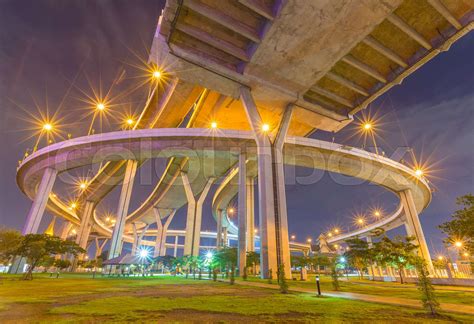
[246,251,260,276]
[277,263,289,294]
[439,194,474,255]
[215,247,237,284]
[415,257,439,316]
[13,234,84,280]
[330,259,340,291]
[311,254,330,275]
[54,259,71,277]
[0,227,22,264]
[374,236,418,284]
[344,237,371,279]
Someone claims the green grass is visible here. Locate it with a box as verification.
[240,274,474,306]
[0,273,472,322]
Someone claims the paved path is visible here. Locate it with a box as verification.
[228,280,474,315]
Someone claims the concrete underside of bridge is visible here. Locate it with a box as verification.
[12,0,473,278]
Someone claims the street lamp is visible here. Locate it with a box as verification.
[291,235,296,240]
[262,123,270,132]
[153,70,162,79]
[43,123,53,131]
[211,121,218,129]
[96,103,105,111]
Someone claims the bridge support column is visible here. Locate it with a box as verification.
[154,208,176,257]
[108,160,138,261]
[238,152,247,275]
[94,238,108,259]
[60,221,73,240]
[216,209,223,248]
[240,87,292,279]
[246,177,255,252]
[10,167,57,274]
[182,173,214,256]
[173,235,179,257]
[223,227,228,247]
[400,189,434,273]
[76,201,95,258]
[132,222,150,255]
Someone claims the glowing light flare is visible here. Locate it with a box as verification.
[43,123,53,131]
[415,168,424,177]
[153,70,162,79]
[138,248,149,258]
[290,235,296,240]
[454,241,463,248]
[363,123,372,131]
[437,255,444,261]
[96,103,105,111]
[307,238,312,243]
[262,123,270,132]
[206,251,213,259]
[334,228,340,234]
[210,121,218,129]
[374,210,381,217]
[228,207,235,215]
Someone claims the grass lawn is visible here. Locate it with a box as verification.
[240,274,474,306]
[0,273,473,323]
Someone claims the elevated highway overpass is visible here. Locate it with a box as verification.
[11,0,473,277]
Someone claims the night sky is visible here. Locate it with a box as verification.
[1,1,473,257]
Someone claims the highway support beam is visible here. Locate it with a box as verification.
[216,209,223,248]
[131,222,150,256]
[246,177,255,252]
[108,160,138,261]
[240,87,292,279]
[94,238,108,259]
[400,189,434,273]
[153,208,177,257]
[9,168,57,274]
[182,173,214,256]
[71,201,95,270]
[238,152,247,275]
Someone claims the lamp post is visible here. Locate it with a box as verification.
[316,275,321,296]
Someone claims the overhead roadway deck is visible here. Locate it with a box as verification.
[19,0,473,259]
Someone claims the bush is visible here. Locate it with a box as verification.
[277,264,288,294]
[415,258,439,316]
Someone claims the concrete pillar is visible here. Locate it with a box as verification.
[216,209,223,248]
[154,208,176,257]
[75,201,95,260]
[10,167,57,274]
[173,235,178,257]
[182,173,214,256]
[273,105,294,279]
[60,221,73,240]
[223,227,228,247]
[238,152,247,274]
[240,87,277,278]
[108,160,138,260]
[132,223,150,255]
[246,177,255,252]
[94,238,108,259]
[240,87,293,279]
[400,189,434,273]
